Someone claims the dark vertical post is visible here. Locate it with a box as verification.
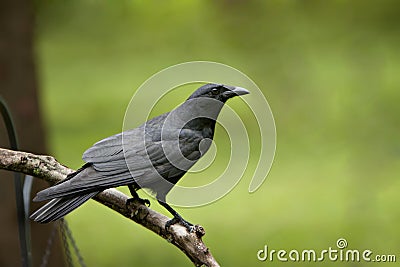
[0,0,65,266]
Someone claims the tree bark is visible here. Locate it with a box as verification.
[0,0,64,266]
[0,148,221,267]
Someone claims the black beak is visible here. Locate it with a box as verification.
[232,86,250,96]
[223,85,250,98]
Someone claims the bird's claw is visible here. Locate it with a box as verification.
[126,197,150,207]
[165,216,194,233]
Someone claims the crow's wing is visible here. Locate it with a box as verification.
[34,115,208,201]
[34,126,161,200]
[82,113,168,168]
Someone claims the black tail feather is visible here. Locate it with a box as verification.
[30,191,99,223]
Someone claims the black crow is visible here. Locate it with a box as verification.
[31,83,249,230]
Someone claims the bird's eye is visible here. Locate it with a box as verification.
[211,88,219,95]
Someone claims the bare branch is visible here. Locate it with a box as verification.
[0,148,220,267]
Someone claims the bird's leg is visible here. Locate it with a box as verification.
[158,200,194,233]
[126,185,150,207]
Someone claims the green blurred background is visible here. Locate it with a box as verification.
[34,0,399,266]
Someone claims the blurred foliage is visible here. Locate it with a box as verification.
[34,0,399,266]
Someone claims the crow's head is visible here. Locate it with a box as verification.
[169,83,250,132]
[187,83,249,103]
